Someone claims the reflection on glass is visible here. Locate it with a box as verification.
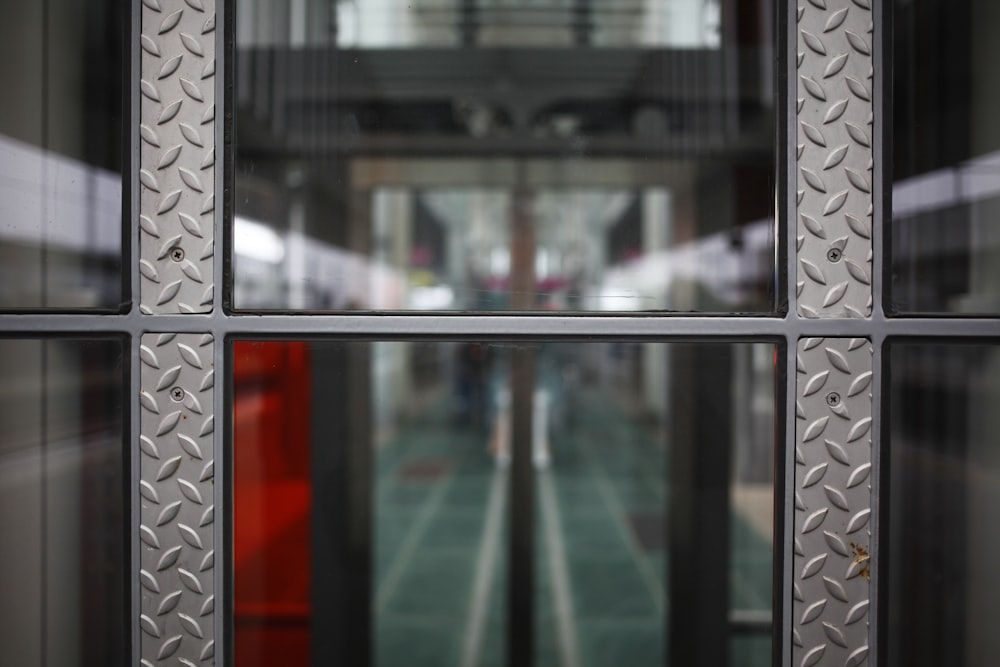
[234,0,775,312]
[333,0,722,50]
[233,340,774,666]
[532,343,774,667]
[0,338,124,666]
[372,343,507,667]
[891,0,1000,313]
[888,343,1000,667]
[234,341,507,666]
[0,1,123,309]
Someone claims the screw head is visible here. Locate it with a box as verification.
[827,248,842,262]
[170,247,185,262]
[826,391,841,406]
[170,386,185,402]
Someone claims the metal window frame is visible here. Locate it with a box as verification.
[0,0,997,666]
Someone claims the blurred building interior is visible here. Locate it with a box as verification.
[2,2,1000,667]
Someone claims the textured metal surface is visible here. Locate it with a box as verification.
[140,0,216,314]
[139,333,215,665]
[796,0,873,318]
[794,337,872,667]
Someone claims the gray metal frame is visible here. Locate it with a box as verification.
[138,0,217,315]
[793,337,873,667]
[138,332,216,666]
[792,2,875,665]
[0,0,996,665]
[795,0,874,319]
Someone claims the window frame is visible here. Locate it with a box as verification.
[1,1,999,666]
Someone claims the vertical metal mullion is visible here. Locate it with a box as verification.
[128,3,142,667]
[506,166,537,666]
[780,335,796,667]
[138,332,217,665]
[310,343,373,666]
[791,2,878,667]
[793,336,873,667]
[667,344,732,666]
[214,3,229,663]
[136,1,219,665]
[508,346,536,667]
[868,332,884,667]
[218,336,232,667]
[129,0,141,311]
[794,0,875,319]
[217,0,229,317]
[215,0,230,662]
[129,332,141,667]
[780,0,794,318]
[138,0,217,315]
[871,0,888,324]
[780,2,797,661]
[870,0,889,662]
[782,1,798,665]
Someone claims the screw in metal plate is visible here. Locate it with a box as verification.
[827,247,842,263]
[170,247,185,262]
[170,386,185,402]
[826,391,841,407]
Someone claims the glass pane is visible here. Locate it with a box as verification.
[332,1,723,50]
[233,0,776,313]
[887,342,1000,666]
[532,342,774,667]
[233,340,775,666]
[234,341,507,666]
[0,1,124,309]
[891,0,1000,314]
[0,338,125,666]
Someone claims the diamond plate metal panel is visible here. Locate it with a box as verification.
[796,0,873,317]
[139,0,216,313]
[139,333,215,665]
[794,337,872,667]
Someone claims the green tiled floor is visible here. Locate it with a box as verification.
[374,396,503,667]
[373,387,771,667]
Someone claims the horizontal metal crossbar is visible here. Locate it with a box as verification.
[0,312,997,340]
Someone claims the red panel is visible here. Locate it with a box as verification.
[233,342,312,667]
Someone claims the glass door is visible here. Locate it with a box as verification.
[227,1,778,664]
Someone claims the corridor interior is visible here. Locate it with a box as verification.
[233,340,775,667]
